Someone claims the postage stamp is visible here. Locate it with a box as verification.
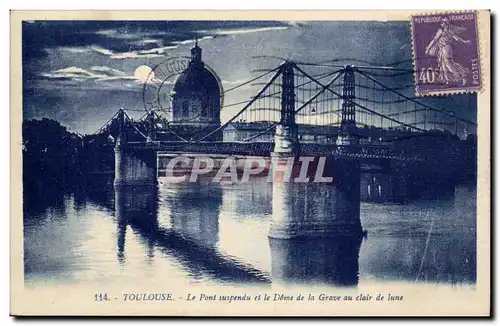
[411,11,482,96]
[10,10,490,317]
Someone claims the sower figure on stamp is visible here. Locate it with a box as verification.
[425,17,471,86]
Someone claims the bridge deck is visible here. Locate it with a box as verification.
[121,141,430,162]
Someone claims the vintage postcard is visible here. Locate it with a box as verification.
[10,10,490,316]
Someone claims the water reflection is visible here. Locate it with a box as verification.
[269,158,363,239]
[220,177,273,217]
[270,236,362,286]
[359,234,476,283]
[361,172,456,203]
[24,171,476,286]
[114,183,270,284]
[163,181,222,247]
[115,185,158,264]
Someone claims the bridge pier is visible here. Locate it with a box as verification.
[273,125,299,155]
[269,156,363,239]
[114,145,158,187]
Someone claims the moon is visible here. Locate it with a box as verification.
[134,65,154,83]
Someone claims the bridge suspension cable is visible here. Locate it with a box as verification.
[178,67,287,142]
[189,63,344,143]
[149,110,189,142]
[241,69,344,142]
[222,66,281,94]
[295,61,415,73]
[293,69,344,115]
[294,65,426,132]
[319,58,414,67]
[91,110,121,135]
[94,58,476,146]
[357,69,477,126]
[195,65,284,142]
[355,69,415,77]
[251,56,414,68]
[355,95,426,105]
[122,110,150,140]
[241,68,344,124]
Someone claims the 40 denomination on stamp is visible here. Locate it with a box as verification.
[411,11,482,96]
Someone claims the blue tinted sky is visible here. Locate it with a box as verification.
[22,20,476,134]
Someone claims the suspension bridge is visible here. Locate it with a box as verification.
[89,60,475,176]
[88,58,476,238]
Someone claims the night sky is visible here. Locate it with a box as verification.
[22,20,477,135]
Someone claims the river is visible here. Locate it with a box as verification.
[23,173,476,288]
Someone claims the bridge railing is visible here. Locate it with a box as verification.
[123,140,433,162]
[128,141,276,157]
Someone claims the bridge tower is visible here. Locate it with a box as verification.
[114,109,158,187]
[147,110,156,141]
[273,61,299,155]
[269,65,363,239]
[336,65,359,146]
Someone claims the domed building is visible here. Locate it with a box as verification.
[169,41,223,141]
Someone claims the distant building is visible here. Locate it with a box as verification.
[223,122,339,144]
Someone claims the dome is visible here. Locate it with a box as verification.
[173,62,221,96]
[172,42,222,97]
[170,42,222,130]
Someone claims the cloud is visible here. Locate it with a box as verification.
[56,45,171,59]
[130,39,161,46]
[172,35,214,45]
[40,67,108,80]
[49,24,288,62]
[40,65,138,83]
[35,66,176,95]
[95,75,138,82]
[138,45,177,55]
[113,44,178,59]
[90,66,127,76]
[23,21,290,61]
[95,28,170,41]
[95,29,142,40]
[91,46,114,56]
[281,21,307,27]
[109,51,164,60]
[221,79,248,85]
[198,26,288,36]
[38,64,167,87]
[56,46,92,54]
[90,44,176,59]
